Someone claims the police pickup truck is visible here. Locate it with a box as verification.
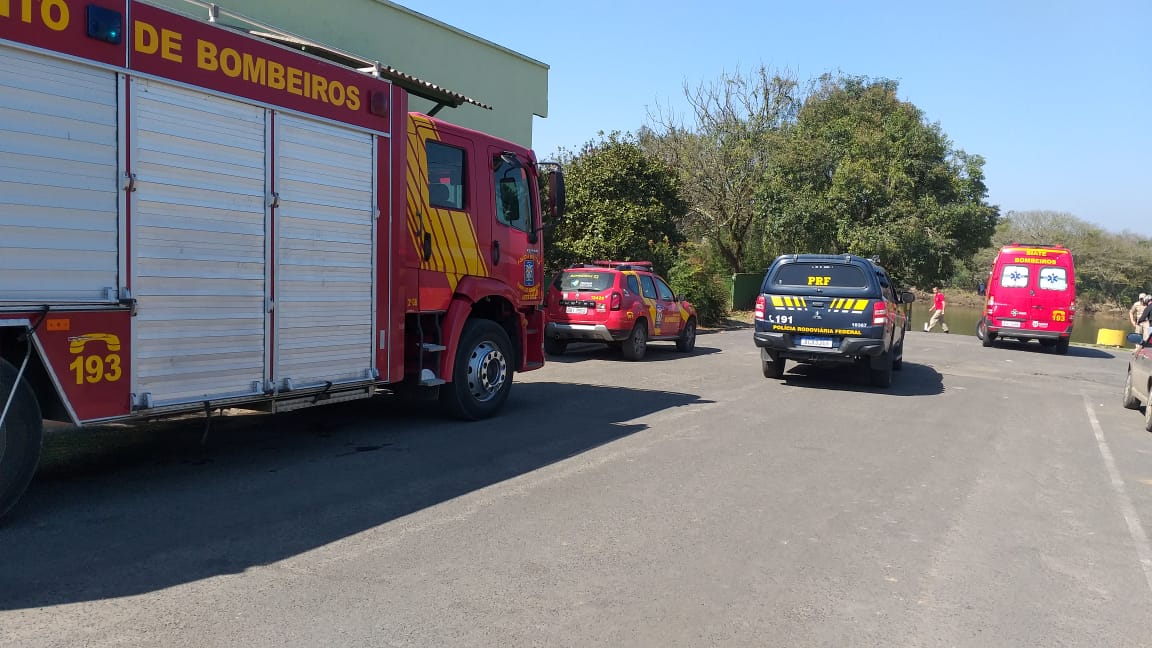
[753,254,915,388]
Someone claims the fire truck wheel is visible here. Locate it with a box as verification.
[441,319,513,420]
[0,358,43,522]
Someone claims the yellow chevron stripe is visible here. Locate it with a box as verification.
[771,296,783,307]
[407,115,489,284]
[854,299,868,311]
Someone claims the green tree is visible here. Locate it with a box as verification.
[545,132,686,277]
[642,65,800,273]
[763,74,999,287]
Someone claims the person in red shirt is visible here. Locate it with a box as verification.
[924,286,949,333]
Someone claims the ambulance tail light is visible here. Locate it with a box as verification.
[754,295,767,320]
[609,291,622,311]
[872,301,887,325]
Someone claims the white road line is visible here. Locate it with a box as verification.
[1081,391,1152,594]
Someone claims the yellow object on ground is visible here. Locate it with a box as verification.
[1096,328,1126,347]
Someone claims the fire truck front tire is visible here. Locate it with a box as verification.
[0,358,43,522]
[441,319,513,420]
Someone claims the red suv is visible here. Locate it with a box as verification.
[544,261,697,360]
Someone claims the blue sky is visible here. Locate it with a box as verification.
[402,1,1151,234]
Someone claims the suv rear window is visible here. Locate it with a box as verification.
[557,271,615,292]
[770,263,868,289]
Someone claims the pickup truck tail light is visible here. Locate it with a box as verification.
[754,295,766,319]
[872,301,887,325]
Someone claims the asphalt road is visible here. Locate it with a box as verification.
[2,327,1151,647]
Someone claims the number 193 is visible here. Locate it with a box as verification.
[69,354,122,384]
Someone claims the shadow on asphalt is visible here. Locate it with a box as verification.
[544,343,721,364]
[985,338,1118,359]
[0,382,707,610]
[778,361,944,396]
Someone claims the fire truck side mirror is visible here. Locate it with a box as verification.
[545,167,565,222]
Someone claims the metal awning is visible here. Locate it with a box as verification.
[247,31,492,113]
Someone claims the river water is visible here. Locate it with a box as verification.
[909,303,1131,345]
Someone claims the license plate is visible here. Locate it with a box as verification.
[565,306,587,315]
[999,320,1021,328]
[798,336,834,348]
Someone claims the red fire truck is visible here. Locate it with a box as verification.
[0,0,564,519]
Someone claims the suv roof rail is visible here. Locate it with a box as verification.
[591,260,653,269]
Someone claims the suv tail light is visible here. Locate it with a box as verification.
[610,291,622,311]
[754,295,766,319]
[872,300,887,325]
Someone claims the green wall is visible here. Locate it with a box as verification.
[731,273,762,311]
[150,0,548,149]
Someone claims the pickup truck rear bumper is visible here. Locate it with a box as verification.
[754,330,885,362]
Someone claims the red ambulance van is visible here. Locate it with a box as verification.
[977,244,1076,353]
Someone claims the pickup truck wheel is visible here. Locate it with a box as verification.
[441,320,512,420]
[0,358,43,522]
[1123,370,1142,410]
[676,318,697,352]
[870,352,893,388]
[762,354,786,379]
[543,337,567,356]
[621,322,648,361]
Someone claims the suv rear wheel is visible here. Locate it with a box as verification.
[621,322,648,361]
[544,337,567,356]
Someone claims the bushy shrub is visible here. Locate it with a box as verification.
[669,244,729,327]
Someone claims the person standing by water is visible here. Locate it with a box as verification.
[924,287,949,333]
[1135,294,1152,346]
[1129,293,1148,335]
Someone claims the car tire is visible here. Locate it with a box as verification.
[870,352,893,388]
[1144,398,1152,433]
[1123,370,1142,410]
[1055,338,1070,355]
[0,358,43,522]
[893,339,904,371]
[981,326,995,348]
[676,318,697,352]
[621,322,648,361]
[543,337,567,356]
[976,317,986,341]
[762,356,786,379]
[440,319,512,420]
